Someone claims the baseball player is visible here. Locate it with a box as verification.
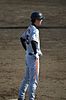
[18,11,45,100]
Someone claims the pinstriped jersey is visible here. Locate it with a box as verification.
[20,25,41,55]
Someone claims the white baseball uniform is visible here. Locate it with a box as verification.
[18,24,42,100]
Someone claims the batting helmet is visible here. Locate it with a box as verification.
[31,12,45,21]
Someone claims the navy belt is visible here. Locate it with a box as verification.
[29,53,33,55]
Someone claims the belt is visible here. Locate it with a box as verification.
[29,53,34,55]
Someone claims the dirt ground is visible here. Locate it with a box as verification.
[0,0,66,100]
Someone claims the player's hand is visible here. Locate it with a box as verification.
[38,50,43,56]
[33,53,38,59]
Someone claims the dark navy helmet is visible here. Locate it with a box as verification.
[31,11,45,21]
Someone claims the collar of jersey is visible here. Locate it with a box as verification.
[32,23,39,29]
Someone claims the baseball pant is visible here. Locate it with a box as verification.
[18,54,39,100]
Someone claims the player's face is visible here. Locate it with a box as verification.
[35,19,43,26]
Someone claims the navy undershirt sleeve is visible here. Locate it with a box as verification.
[31,40,38,54]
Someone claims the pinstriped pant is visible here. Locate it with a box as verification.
[18,54,39,100]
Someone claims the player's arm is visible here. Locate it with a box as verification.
[31,40,42,57]
[31,40,38,54]
[20,37,26,50]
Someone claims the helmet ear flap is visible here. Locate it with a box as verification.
[31,19,36,23]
